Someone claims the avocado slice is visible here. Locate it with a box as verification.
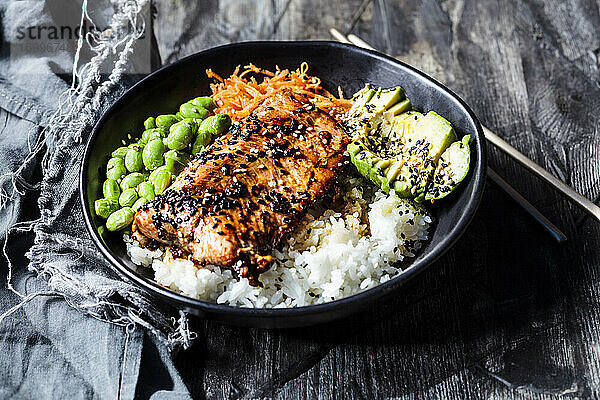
[366,87,405,112]
[424,135,471,201]
[412,111,457,163]
[383,99,412,117]
[347,140,409,196]
[347,88,376,118]
[377,110,423,151]
[346,87,407,139]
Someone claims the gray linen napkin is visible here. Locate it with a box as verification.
[0,1,195,398]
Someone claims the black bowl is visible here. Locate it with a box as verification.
[80,41,486,328]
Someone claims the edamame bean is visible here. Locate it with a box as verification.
[200,113,231,136]
[166,121,194,150]
[120,172,145,190]
[95,198,117,219]
[175,112,184,120]
[106,157,126,180]
[157,126,169,137]
[132,197,148,211]
[156,114,180,129]
[192,131,211,155]
[142,127,169,143]
[143,117,156,130]
[190,96,215,111]
[180,102,209,119]
[106,207,134,231]
[183,117,200,127]
[119,188,138,207]
[142,138,166,170]
[137,181,155,200]
[102,179,121,201]
[111,147,128,158]
[141,128,160,143]
[125,145,144,172]
[164,149,191,174]
[149,166,173,195]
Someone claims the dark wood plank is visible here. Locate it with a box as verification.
[153,1,600,398]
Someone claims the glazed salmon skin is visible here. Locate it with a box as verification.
[133,90,350,285]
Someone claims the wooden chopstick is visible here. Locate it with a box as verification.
[483,127,600,222]
[329,27,569,243]
[487,168,567,243]
[329,27,352,44]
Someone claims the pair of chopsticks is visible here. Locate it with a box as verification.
[330,28,600,243]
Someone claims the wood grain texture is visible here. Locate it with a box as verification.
[150,1,600,398]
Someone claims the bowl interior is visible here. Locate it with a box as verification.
[81,41,485,326]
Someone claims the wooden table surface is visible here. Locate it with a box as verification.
[151,1,600,398]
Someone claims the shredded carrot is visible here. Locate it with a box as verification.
[206,62,352,121]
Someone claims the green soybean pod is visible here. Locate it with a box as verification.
[156,114,181,129]
[102,179,121,201]
[166,121,194,150]
[95,198,117,219]
[132,197,148,211]
[111,146,129,158]
[200,113,231,136]
[164,149,191,174]
[180,102,210,120]
[120,172,145,190]
[106,207,134,231]
[142,138,166,170]
[149,166,173,195]
[190,96,215,111]
[106,157,126,180]
[119,188,138,207]
[124,144,144,172]
[143,117,156,130]
[137,181,155,200]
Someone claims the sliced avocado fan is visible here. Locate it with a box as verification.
[345,85,470,203]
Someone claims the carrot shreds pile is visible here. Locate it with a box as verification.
[206,62,352,121]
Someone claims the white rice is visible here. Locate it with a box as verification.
[124,174,432,308]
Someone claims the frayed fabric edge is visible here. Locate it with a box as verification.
[1,0,196,352]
